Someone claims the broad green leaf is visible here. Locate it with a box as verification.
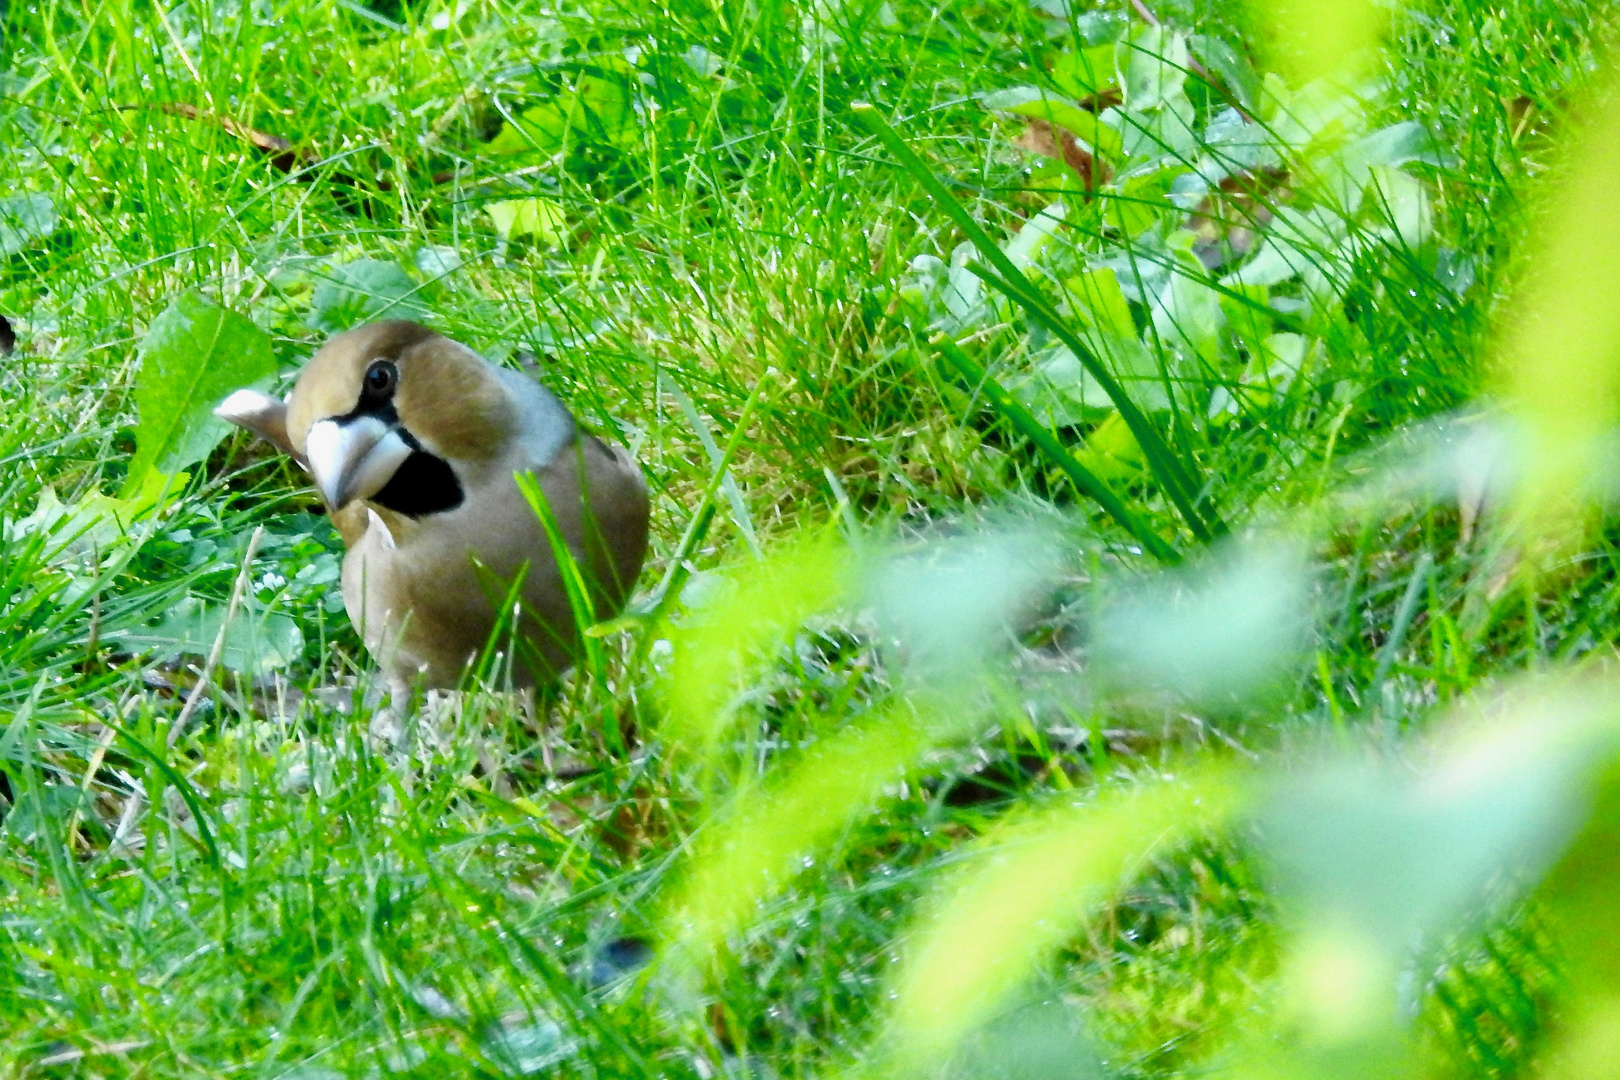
[126,293,276,496]
[1122,85,1198,159]
[943,241,986,325]
[1433,248,1475,296]
[1319,121,1452,210]
[571,74,637,143]
[414,244,464,278]
[487,198,568,247]
[1197,107,1278,185]
[0,192,55,256]
[1050,44,1119,100]
[1098,335,1167,410]
[681,44,723,77]
[1222,206,1348,288]
[1218,282,1274,346]
[110,596,305,673]
[2,783,89,844]
[488,103,571,155]
[1150,252,1226,364]
[1065,268,1136,338]
[487,76,637,155]
[1215,330,1310,414]
[1189,33,1260,109]
[11,469,188,562]
[1073,410,1145,482]
[1104,168,1181,238]
[1014,345,1089,426]
[1265,77,1364,154]
[1366,165,1432,245]
[308,258,425,333]
[1259,71,1293,123]
[1014,332,1169,426]
[481,1015,577,1075]
[1002,200,1067,272]
[1123,25,1189,111]
[1352,120,1458,170]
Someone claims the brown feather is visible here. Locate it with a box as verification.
[393,338,512,462]
[340,429,647,686]
[267,319,650,690]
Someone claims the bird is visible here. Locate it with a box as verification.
[215,319,649,693]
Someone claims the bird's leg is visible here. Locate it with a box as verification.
[359,669,421,777]
[519,685,542,736]
[388,673,415,717]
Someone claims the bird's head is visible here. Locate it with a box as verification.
[217,320,522,517]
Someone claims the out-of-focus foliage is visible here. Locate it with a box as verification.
[648,6,1620,1080]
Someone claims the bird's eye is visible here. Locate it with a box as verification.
[364,360,398,396]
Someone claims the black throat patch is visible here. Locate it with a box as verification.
[372,448,464,517]
[336,399,465,518]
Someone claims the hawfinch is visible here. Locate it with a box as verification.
[216,320,649,690]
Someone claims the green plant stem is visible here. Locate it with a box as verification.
[932,335,1179,564]
[851,101,1222,546]
[634,367,778,651]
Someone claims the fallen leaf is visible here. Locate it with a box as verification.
[487,198,568,246]
[1011,119,1111,194]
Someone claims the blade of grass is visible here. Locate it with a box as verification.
[662,375,763,559]
[634,367,778,638]
[851,101,1221,544]
[517,468,609,684]
[932,335,1179,564]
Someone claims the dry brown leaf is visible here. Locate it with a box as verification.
[1012,118,1111,196]
[114,103,458,217]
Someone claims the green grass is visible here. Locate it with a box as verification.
[0,0,1618,1076]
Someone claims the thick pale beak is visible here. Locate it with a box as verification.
[304,416,414,511]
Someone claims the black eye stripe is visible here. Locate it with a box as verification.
[332,397,400,427]
[332,358,406,427]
